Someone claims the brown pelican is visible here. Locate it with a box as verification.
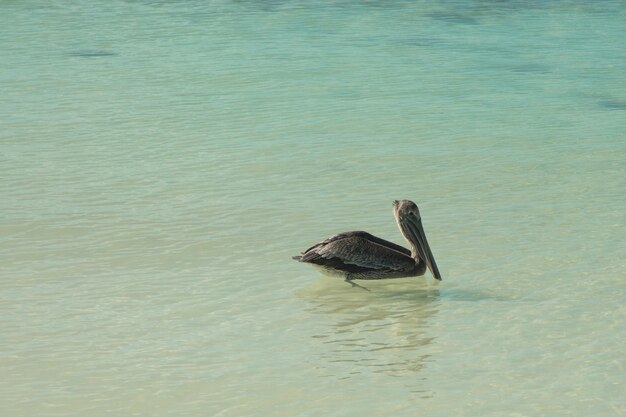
[293,200,442,286]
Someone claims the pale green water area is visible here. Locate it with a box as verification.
[1,0,625,416]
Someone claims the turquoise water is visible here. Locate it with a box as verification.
[1,1,625,416]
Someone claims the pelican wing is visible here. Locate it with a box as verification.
[299,231,414,272]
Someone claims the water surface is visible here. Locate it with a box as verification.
[1,1,625,416]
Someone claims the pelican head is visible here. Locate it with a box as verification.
[393,200,442,280]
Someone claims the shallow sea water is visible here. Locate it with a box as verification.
[1,1,625,416]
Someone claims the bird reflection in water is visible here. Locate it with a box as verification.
[298,278,440,387]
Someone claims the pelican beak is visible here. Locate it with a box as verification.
[407,216,442,280]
